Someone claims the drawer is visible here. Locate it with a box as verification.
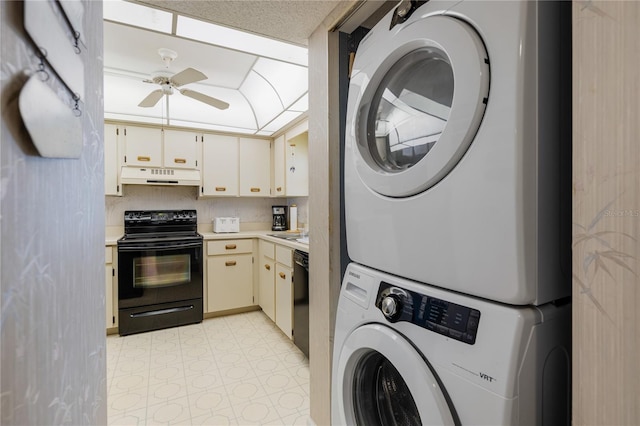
[275,245,293,268]
[208,239,253,255]
[105,247,113,264]
[260,240,275,259]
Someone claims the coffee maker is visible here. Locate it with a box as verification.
[272,205,287,231]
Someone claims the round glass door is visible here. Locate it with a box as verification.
[334,324,456,425]
[351,16,489,197]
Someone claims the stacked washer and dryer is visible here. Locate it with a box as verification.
[333,1,571,425]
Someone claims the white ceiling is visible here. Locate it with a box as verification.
[103,0,356,136]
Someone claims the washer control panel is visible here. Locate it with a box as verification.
[375,282,481,345]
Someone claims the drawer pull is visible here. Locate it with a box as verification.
[137,156,150,162]
[265,264,271,271]
[225,260,237,267]
[174,158,186,164]
[225,244,237,250]
[250,187,260,192]
[215,187,226,192]
[279,272,286,279]
[276,187,282,192]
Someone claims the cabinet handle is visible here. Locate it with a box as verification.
[276,187,282,192]
[265,264,271,271]
[279,272,286,279]
[289,144,296,147]
[250,187,260,192]
[225,260,237,267]
[225,244,237,250]
[137,156,150,162]
[174,158,186,164]
[215,187,226,192]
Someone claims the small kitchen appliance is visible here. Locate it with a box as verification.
[272,205,287,231]
[213,217,240,233]
[117,209,203,335]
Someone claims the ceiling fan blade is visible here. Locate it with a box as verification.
[180,89,229,110]
[138,89,164,107]
[170,67,207,87]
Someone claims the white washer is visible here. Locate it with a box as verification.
[344,0,571,305]
[332,263,571,425]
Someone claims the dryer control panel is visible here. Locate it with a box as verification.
[376,282,481,345]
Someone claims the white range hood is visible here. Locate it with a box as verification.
[120,167,201,186]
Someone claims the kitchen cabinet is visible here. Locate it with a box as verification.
[273,119,309,197]
[105,246,117,331]
[239,137,271,196]
[104,123,123,196]
[201,134,239,196]
[206,239,254,313]
[258,240,276,321]
[122,125,199,169]
[163,129,200,169]
[275,245,294,338]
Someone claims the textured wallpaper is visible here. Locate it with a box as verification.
[105,186,308,229]
[0,1,106,424]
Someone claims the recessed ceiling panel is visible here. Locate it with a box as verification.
[253,58,308,108]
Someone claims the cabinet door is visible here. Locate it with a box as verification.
[275,263,293,338]
[273,135,286,196]
[123,125,162,167]
[285,132,309,196]
[104,124,122,196]
[207,254,253,312]
[163,129,199,169]
[259,255,276,321]
[201,135,239,196]
[239,138,271,196]
[105,246,115,329]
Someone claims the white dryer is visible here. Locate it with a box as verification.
[344,0,571,305]
[332,263,571,425]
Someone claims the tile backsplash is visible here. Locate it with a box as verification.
[105,185,308,228]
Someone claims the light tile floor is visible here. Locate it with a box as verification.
[107,311,310,425]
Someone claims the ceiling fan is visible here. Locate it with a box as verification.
[138,48,229,110]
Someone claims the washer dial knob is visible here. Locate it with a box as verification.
[381,295,401,321]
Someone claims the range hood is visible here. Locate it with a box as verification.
[120,167,201,186]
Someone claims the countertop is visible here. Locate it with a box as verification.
[105,227,309,253]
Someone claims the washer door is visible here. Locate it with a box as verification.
[351,16,489,197]
[334,324,456,425]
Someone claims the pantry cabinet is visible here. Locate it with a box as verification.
[206,239,254,312]
[239,137,271,196]
[258,240,276,321]
[105,246,117,331]
[201,134,239,196]
[104,123,123,196]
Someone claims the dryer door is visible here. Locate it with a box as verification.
[334,324,456,425]
[350,16,489,197]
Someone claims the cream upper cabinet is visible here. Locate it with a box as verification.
[273,120,309,197]
[201,134,239,197]
[104,123,122,196]
[239,137,271,197]
[163,129,199,169]
[123,125,163,167]
[273,134,286,196]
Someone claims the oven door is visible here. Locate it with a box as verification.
[117,239,203,309]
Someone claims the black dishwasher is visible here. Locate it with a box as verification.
[293,250,309,358]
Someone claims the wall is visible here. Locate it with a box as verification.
[572,2,640,424]
[0,1,106,424]
[105,186,308,229]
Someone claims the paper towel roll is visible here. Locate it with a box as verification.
[289,204,298,231]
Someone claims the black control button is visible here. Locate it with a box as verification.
[470,310,480,318]
[467,317,479,331]
[463,333,476,344]
[436,325,448,335]
[425,321,437,331]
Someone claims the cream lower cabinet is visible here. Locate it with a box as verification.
[206,239,254,313]
[274,245,294,339]
[258,240,276,321]
[105,246,117,331]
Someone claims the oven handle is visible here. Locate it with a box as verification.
[118,241,203,251]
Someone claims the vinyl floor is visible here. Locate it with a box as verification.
[106,311,310,425]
